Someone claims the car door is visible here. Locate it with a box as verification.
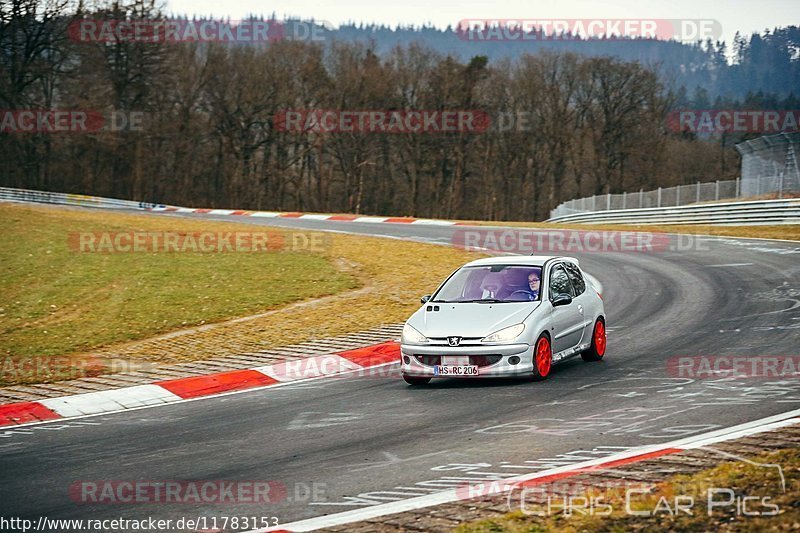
[563,261,591,347]
[548,263,585,355]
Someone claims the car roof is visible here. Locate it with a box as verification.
[462,255,578,268]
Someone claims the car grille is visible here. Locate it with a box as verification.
[414,355,502,368]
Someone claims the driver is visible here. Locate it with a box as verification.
[527,271,541,300]
[500,268,540,301]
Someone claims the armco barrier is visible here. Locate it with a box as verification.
[546,198,800,226]
[5,186,797,227]
[0,187,166,210]
[0,187,460,225]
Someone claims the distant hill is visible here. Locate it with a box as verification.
[295,22,799,100]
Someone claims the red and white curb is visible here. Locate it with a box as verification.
[149,206,463,226]
[0,342,400,427]
[252,407,800,532]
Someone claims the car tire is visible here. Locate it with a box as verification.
[403,375,431,386]
[532,333,552,381]
[581,318,606,362]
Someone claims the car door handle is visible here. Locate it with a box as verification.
[577,304,584,313]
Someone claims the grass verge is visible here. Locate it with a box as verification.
[0,203,483,385]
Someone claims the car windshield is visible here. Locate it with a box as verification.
[433,265,543,303]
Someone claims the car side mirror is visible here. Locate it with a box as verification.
[421,294,432,304]
[552,293,573,307]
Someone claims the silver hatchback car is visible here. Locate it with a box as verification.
[400,255,606,385]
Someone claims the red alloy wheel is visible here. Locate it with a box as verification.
[534,335,551,378]
[594,320,606,357]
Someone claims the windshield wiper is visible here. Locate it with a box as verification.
[457,298,504,303]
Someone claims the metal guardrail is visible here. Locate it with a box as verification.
[546,198,800,225]
[3,186,798,227]
[0,187,166,210]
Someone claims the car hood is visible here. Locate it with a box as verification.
[408,302,540,338]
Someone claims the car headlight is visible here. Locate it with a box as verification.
[482,323,525,343]
[402,323,428,344]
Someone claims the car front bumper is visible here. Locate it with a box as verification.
[399,342,534,377]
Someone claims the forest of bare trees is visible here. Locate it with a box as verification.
[0,0,757,220]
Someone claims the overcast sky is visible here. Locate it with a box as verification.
[166,0,799,47]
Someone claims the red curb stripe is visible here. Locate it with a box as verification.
[231,210,250,215]
[517,448,682,487]
[193,208,212,214]
[279,212,303,218]
[337,341,400,367]
[158,370,278,399]
[328,215,359,221]
[164,207,179,212]
[384,217,416,223]
[0,401,62,427]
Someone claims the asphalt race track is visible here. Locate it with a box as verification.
[2,209,800,529]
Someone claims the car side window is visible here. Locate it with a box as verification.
[549,265,575,299]
[564,263,586,296]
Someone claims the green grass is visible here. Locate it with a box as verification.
[0,204,358,359]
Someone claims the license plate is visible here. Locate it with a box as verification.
[434,365,479,376]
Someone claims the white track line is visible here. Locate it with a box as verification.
[253,407,800,532]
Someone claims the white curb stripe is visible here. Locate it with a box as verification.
[7,362,398,430]
[248,211,281,217]
[298,214,332,220]
[39,385,182,417]
[353,216,389,223]
[411,219,456,225]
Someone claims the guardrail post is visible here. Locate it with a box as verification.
[779,172,784,199]
[676,184,681,206]
[623,191,627,209]
[736,177,740,198]
[639,188,644,208]
[606,193,611,210]
[715,180,719,201]
[657,187,661,207]
[592,195,596,211]
[696,181,700,203]
[756,176,761,196]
